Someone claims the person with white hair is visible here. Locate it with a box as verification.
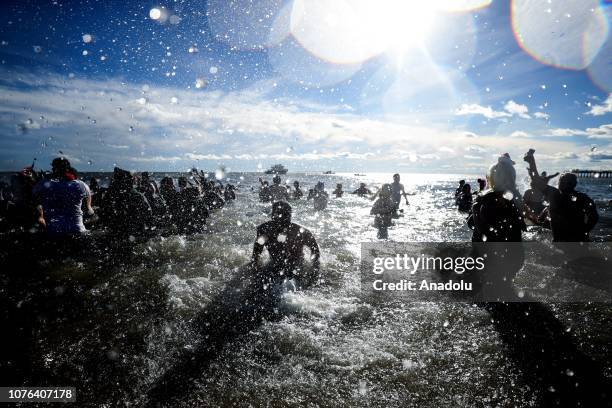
[469,153,526,242]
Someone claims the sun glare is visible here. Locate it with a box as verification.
[290,0,439,64]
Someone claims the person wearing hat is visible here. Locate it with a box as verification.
[251,201,320,288]
[32,157,93,235]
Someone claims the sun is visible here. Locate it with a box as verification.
[289,0,439,65]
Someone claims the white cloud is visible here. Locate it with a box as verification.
[585,124,612,139]
[456,100,531,120]
[586,94,612,116]
[545,128,587,137]
[510,130,529,138]
[534,112,549,120]
[542,124,612,138]
[504,100,530,119]
[455,103,511,119]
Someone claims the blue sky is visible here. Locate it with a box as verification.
[0,0,611,173]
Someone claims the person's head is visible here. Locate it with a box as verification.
[393,173,400,182]
[379,184,391,199]
[112,167,133,189]
[271,201,292,226]
[541,171,548,178]
[360,182,366,188]
[316,181,324,191]
[141,172,150,182]
[89,177,99,189]
[272,175,281,185]
[558,173,577,194]
[160,176,174,189]
[477,178,486,189]
[336,183,342,189]
[178,176,188,188]
[459,179,465,186]
[462,183,471,193]
[293,180,300,187]
[487,155,517,193]
[51,157,71,178]
[262,181,269,187]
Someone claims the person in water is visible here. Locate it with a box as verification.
[292,181,303,200]
[457,183,473,213]
[473,178,486,195]
[258,179,272,203]
[370,184,395,239]
[223,184,236,201]
[525,152,598,241]
[251,201,320,288]
[470,155,526,243]
[33,157,93,236]
[352,183,372,197]
[308,181,329,211]
[99,167,153,236]
[268,175,289,202]
[455,179,465,205]
[333,183,343,198]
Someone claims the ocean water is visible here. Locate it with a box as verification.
[2,172,612,406]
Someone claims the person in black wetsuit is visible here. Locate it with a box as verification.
[525,151,598,241]
[251,201,320,288]
[457,183,472,213]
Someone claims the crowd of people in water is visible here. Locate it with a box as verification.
[0,149,602,273]
[455,150,599,243]
[0,159,236,238]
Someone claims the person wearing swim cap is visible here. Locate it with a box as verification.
[251,201,320,287]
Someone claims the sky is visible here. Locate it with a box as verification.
[0,0,611,173]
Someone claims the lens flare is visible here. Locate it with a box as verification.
[268,36,362,87]
[433,0,492,13]
[511,0,609,70]
[586,7,612,92]
[290,0,439,64]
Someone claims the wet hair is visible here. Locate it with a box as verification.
[293,180,300,186]
[178,176,188,187]
[316,181,324,190]
[558,173,577,194]
[393,173,400,180]
[336,183,342,188]
[459,179,465,185]
[51,157,71,176]
[462,183,471,193]
[272,175,281,184]
[487,156,516,192]
[271,201,292,224]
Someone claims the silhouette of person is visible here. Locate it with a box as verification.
[251,201,320,287]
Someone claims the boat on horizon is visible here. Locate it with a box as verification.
[264,164,288,175]
[323,170,335,174]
